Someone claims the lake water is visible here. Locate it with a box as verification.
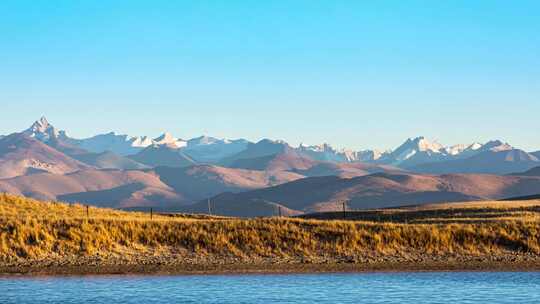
[1,272,539,303]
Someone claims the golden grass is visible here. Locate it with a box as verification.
[1,193,539,262]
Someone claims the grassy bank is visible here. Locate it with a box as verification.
[1,193,540,274]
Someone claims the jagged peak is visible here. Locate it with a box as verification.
[483,140,513,152]
[153,132,175,142]
[396,136,444,153]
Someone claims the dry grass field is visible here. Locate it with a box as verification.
[1,193,540,274]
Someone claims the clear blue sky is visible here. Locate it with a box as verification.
[1,1,539,151]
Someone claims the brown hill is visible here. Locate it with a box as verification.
[0,164,303,210]
[0,169,184,208]
[292,162,402,178]
[183,172,540,217]
[151,165,304,200]
[0,133,91,179]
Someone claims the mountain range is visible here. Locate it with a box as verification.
[0,116,538,216]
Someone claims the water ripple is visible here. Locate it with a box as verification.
[1,272,540,304]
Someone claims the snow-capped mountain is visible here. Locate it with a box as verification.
[479,140,513,152]
[297,143,384,163]
[153,132,187,149]
[183,136,250,163]
[23,116,70,143]
[8,117,539,174]
[349,150,386,162]
[444,143,482,156]
[376,136,447,167]
[298,144,348,162]
[76,132,153,156]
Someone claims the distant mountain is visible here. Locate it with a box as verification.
[222,139,290,164]
[376,136,448,167]
[76,132,153,156]
[0,133,90,179]
[183,136,250,163]
[128,144,196,168]
[23,116,67,143]
[152,132,187,148]
[532,151,540,159]
[411,149,539,175]
[349,149,386,162]
[73,151,149,170]
[184,172,540,217]
[444,142,483,158]
[230,150,317,172]
[220,139,400,178]
[374,137,519,171]
[298,144,349,162]
[298,143,384,162]
[21,116,89,156]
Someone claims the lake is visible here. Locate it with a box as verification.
[1,272,539,303]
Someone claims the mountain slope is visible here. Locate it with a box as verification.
[512,166,540,177]
[0,133,91,179]
[291,161,402,178]
[221,139,290,165]
[73,151,149,170]
[152,165,303,200]
[0,164,303,209]
[129,145,196,168]
[0,169,184,208]
[183,172,540,216]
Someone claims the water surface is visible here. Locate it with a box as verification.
[1,272,539,303]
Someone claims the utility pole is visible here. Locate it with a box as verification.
[150,207,153,220]
[342,201,346,219]
[86,205,89,219]
[207,199,212,215]
[278,206,282,217]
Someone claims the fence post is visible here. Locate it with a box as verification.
[86,205,89,219]
[150,207,153,220]
[342,201,346,219]
[207,199,212,215]
[278,206,282,217]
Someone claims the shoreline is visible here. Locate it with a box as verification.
[3,259,540,276]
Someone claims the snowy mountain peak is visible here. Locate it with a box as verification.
[152,132,187,148]
[24,116,63,142]
[408,136,444,152]
[152,132,186,148]
[482,140,513,152]
[131,136,153,148]
[187,135,221,146]
[34,116,50,131]
[299,143,336,153]
[445,142,483,156]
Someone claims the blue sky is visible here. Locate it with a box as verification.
[1,1,539,151]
